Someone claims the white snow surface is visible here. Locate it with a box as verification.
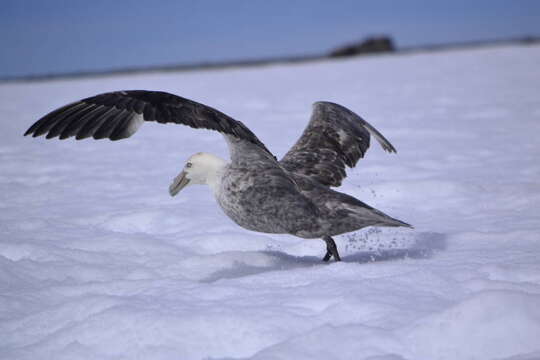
[1,45,540,360]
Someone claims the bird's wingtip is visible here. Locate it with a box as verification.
[380,142,397,154]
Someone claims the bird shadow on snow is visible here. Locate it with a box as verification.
[203,231,446,283]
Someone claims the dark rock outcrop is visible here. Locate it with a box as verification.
[329,36,395,58]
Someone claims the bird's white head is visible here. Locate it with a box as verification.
[169,152,227,196]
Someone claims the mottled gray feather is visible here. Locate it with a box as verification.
[280,101,396,187]
[218,137,322,236]
[219,135,410,239]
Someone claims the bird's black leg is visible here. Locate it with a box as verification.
[322,236,341,262]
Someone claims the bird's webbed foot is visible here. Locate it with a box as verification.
[322,236,341,262]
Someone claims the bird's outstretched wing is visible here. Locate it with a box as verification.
[24,90,272,155]
[280,101,396,187]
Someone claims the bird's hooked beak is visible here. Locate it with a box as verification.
[169,170,190,196]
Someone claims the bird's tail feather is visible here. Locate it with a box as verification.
[368,207,413,228]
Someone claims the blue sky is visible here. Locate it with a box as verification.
[1,0,540,78]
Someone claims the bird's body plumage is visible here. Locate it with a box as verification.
[25,90,410,261]
[217,137,406,239]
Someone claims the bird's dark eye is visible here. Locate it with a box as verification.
[186,162,192,168]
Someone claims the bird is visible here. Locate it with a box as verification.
[24,90,411,261]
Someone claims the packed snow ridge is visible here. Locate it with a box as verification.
[1,44,540,360]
